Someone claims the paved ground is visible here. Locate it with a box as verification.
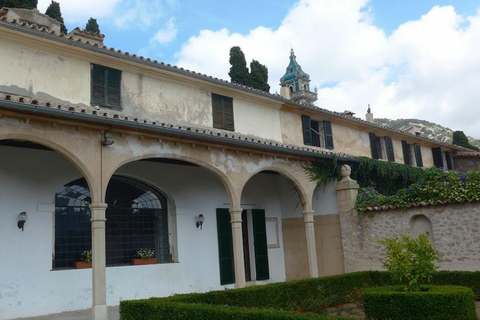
[12,306,119,320]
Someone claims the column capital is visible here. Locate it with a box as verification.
[89,203,108,210]
[229,207,243,214]
[302,210,314,223]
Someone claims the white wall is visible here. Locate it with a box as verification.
[0,147,292,318]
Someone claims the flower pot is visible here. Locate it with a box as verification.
[75,261,92,269]
[131,258,157,265]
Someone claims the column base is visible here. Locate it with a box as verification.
[92,304,108,320]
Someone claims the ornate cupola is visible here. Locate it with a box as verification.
[279,48,317,105]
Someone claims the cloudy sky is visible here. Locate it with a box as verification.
[37,0,480,138]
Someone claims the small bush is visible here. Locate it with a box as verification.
[362,285,477,320]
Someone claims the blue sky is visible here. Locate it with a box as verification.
[37,0,480,138]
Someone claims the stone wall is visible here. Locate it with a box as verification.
[339,203,480,273]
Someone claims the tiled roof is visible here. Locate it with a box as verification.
[0,93,353,161]
[454,151,480,158]
[0,13,469,152]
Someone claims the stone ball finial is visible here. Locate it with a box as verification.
[340,164,352,180]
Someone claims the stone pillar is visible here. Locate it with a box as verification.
[302,210,319,278]
[230,207,246,288]
[90,203,108,320]
[335,165,360,273]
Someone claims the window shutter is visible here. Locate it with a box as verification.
[216,208,235,285]
[432,147,444,168]
[106,68,121,109]
[252,209,269,281]
[91,64,106,106]
[369,132,378,159]
[323,121,334,149]
[301,115,312,145]
[414,143,423,167]
[223,97,234,131]
[385,136,395,162]
[445,151,453,170]
[311,120,320,147]
[402,140,411,165]
[212,94,223,129]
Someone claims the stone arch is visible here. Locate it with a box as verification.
[0,134,97,201]
[102,152,239,208]
[410,214,434,241]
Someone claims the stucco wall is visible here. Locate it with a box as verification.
[339,204,480,273]
[0,146,296,318]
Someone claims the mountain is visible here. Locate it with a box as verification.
[374,118,480,149]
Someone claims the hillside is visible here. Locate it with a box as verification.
[374,118,480,149]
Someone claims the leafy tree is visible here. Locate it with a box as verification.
[85,17,100,33]
[249,60,270,92]
[45,0,67,34]
[0,0,37,9]
[452,131,479,151]
[378,233,440,292]
[228,46,249,86]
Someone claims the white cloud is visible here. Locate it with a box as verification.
[150,18,178,45]
[174,0,480,138]
[37,0,121,24]
[113,0,177,30]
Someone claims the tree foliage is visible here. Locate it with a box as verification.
[45,0,67,34]
[85,17,100,33]
[378,233,440,292]
[228,46,249,86]
[0,0,37,9]
[452,131,479,151]
[228,46,270,92]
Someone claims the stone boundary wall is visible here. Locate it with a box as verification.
[339,203,480,273]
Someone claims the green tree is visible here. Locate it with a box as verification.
[45,0,67,34]
[452,131,479,151]
[378,233,440,292]
[85,17,100,33]
[0,0,37,9]
[228,46,249,86]
[249,60,270,92]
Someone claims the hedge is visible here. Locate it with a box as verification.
[362,285,477,320]
[120,271,480,319]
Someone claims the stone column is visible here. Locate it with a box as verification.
[90,203,108,320]
[302,210,319,278]
[335,165,360,273]
[230,207,246,288]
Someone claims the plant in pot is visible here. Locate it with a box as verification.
[132,248,156,265]
[75,250,92,269]
[362,232,477,320]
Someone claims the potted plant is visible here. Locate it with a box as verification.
[131,248,156,265]
[75,250,92,269]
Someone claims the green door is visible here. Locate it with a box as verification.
[216,208,235,285]
[252,209,269,280]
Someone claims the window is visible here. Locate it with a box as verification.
[212,93,234,131]
[91,64,121,110]
[432,147,453,170]
[369,133,394,161]
[54,176,170,269]
[301,115,334,149]
[401,141,423,167]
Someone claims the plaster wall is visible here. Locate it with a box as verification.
[339,204,480,273]
[0,146,292,318]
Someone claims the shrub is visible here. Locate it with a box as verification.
[378,233,440,291]
[362,285,477,320]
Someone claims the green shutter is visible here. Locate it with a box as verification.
[414,143,423,167]
[402,140,411,165]
[432,147,444,168]
[385,136,395,162]
[369,133,378,159]
[445,151,453,170]
[212,94,234,131]
[252,209,269,281]
[216,208,235,285]
[91,64,106,106]
[301,115,312,145]
[223,97,234,131]
[323,121,334,149]
[106,68,121,109]
[91,64,121,109]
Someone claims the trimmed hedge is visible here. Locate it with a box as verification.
[120,271,480,319]
[362,285,477,320]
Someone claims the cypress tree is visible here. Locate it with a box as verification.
[45,0,67,34]
[228,46,249,86]
[452,131,479,151]
[85,17,100,33]
[0,0,37,9]
[249,60,270,92]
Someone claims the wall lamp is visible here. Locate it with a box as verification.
[101,131,115,146]
[17,212,28,231]
[196,214,205,230]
